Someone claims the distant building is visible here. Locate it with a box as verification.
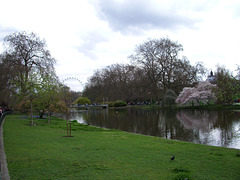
[206,71,217,84]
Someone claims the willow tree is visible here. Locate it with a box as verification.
[1,31,57,123]
[3,31,56,95]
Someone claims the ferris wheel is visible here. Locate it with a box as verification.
[62,77,84,91]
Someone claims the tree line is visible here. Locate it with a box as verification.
[83,38,240,105]
[83,37,206,104]
[1,31,240,115]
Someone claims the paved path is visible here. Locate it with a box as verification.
[0,114,10,180]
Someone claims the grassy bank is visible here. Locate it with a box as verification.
[3,115,240,179]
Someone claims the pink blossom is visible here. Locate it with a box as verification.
[176,81,217,106]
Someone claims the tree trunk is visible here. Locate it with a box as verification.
[48,107,50,124]
[30,99,33,126]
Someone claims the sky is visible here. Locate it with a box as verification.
[0,0,240,91]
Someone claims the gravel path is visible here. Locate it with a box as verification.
[0,114,10,180]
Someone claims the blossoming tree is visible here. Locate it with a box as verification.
[176,81,217,106]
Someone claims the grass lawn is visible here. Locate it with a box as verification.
[3,115,240,180]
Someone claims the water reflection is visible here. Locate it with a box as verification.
[176,110,240,148]
[64,108,240,149]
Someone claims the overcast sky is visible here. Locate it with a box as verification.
[0,0,240,91]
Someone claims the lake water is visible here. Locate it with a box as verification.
[63,108,240,149]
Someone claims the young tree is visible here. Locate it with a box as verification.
[34,72,62,123]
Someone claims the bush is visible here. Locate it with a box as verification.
[114,100,127,107]
[74,97,91,105]
[108,102,115,107]
[108,100,127,107]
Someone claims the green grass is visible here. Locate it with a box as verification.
[3,115,240,180]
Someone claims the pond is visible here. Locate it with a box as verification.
[61,108,240,149]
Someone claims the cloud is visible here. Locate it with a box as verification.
[94,0,200,34]
[229,2,240,18]
[0,25,18,44]
[1,0,240,91]
[77,30,111,59]
[0,25,19,53]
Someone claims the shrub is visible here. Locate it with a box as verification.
[114,100,127,107]
[74,97,91,105]
[108,100,127,107]
[108,102,115,107]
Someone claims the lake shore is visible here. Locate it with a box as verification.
[108,104,240,111]
[3,115,240,179]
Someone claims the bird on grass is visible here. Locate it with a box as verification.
[170,155,175,160]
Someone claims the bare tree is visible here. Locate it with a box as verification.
[3,31,56,93]
[83,38,203,103]
[0,53,18,106]
[83,70,104,102]
[130,37,199,99]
